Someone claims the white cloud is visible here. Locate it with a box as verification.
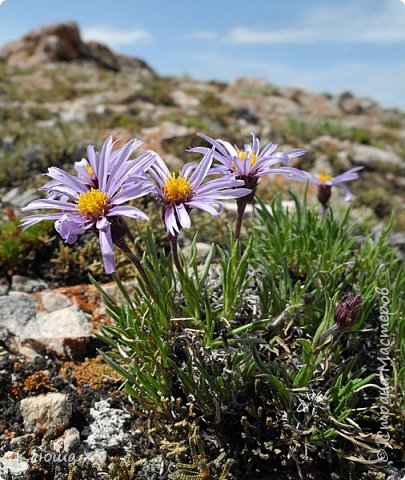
[188,0,405,45]
[82,26,153,48]
[185,31,219,41]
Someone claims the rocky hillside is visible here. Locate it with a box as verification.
[0,21,404,284]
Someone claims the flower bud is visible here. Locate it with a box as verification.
[317,184,332,210]
[334,294,362,330]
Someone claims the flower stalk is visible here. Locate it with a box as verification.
[114,236,157,300]
[168,233,184,276]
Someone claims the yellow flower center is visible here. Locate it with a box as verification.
[163,173,192,204]
[237,149,258,167]
[77,188,109,217]
[318,173,333,183]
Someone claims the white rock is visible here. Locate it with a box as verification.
[20,392,72,433]
[41,291,71,312]
[21,306,93,355]
[63,427,80,453]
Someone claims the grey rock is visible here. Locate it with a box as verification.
[183,242,212,263]
[11,275,48,293]
[20,392,72,433]
[0,295,37,336]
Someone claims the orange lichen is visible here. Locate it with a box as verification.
[23,370,52,393]
[59,356,121,392]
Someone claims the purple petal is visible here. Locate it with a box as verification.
[196,188,251,199]
[339,183,353,201]
[195,177,245,195]
[107,150,156,195]
[185,200,224,216]
[20,213,63,229]
[46,166,87,194]
[21,199,78,212]
[111,179,154,204]
[175,203,191,229]
[255,167,305,178]
[86,145,98,177]
[181,162,197,178]
[107,138,143,185]
[107,205,149,221]
[259,143,278,157]
[74,159,94,183]
[164,206,179,236]
[98,136,114,190]
[97,221,115,274]
[189,148,214,188]
[332,167,364,184]
[55,213,86,244]
[251,132,260,154]
[197,133,233,158]
[284,148,307,158]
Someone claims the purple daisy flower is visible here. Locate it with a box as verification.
[190,133,307,239]
[21,136,156,274]
[189,132,306,181]
[150,148,251,237]
[289,167,364,211]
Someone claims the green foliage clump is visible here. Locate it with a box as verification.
[96,195,404,477]
[0,217,55,277]
[135,79,176,106]
[284,117,372,145]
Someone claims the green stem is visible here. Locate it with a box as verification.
[234,197,249,241]
[115,238,157,300]
[169,235,184,276]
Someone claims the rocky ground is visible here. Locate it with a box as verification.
[0,22,404,479]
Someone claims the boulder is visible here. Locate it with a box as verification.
[22,306,93,355]
[0,22,111,71]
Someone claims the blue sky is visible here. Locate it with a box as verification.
[1,0,405,108]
